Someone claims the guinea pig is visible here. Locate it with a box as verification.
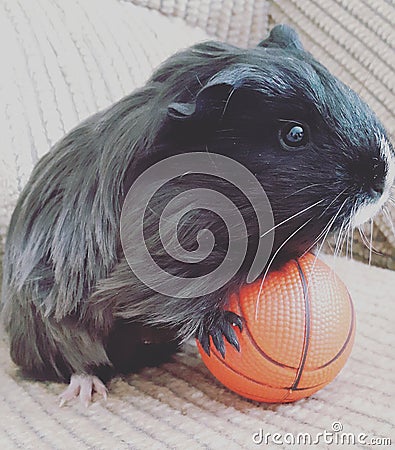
[2,25,394,406]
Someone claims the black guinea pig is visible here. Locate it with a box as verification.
[2,25,394,405]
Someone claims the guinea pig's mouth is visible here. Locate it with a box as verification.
[352,189,392,228]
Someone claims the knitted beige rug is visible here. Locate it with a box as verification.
[1,256,394,449]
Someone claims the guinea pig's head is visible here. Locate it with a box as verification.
[166,25,395,260]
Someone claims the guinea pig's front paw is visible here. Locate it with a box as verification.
[58,374,108,408]
[197,310,243,358]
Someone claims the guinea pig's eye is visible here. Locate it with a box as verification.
[279,121,309,150]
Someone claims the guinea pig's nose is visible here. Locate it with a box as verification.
[369,158,386,195]
[371,161,386,195]
[351,155,386,197]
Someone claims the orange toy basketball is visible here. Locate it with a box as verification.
[197,253,355,403]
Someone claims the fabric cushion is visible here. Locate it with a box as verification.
[127,0,269,46]
[0,0,209,235]
[269,0,395,268]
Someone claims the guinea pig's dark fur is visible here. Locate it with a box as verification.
[2,25,394,384]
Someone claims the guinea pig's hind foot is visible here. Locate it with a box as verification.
[58,374,108,408]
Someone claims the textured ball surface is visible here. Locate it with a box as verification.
[197,254,355,403]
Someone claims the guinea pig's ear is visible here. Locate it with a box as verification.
[167,84,235,122]
[167,68,252,122]
[258,24,304,51]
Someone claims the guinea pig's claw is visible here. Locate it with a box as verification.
[225,311,243,332]
[197,310,243,358]
[58,374,108,408]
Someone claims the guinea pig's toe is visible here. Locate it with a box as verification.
[221,311,242,353]
[197,309,243,358]
[78,375,108,408]
[58,374,108,408]
[223,311,243,332]
[92,376,108,399]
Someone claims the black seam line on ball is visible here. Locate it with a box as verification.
[313,292,355,370]
[291,259,311,390]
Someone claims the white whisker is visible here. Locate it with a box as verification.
[283,184,323,199]
[310,198,347,277]
[345,219,353,260]
[382,205,395,239]
[358,226,370,249]
[254,217,313,320]
[221,88,236,120]
[334,218,347,259]
[358,224,382,254]
[339,224,350,258]
[369,218,373,266]
[317,188,348,220]
[318,202,346,257]
[300,213,337,258]
[260,199,324,239]
[195,74,203,87]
